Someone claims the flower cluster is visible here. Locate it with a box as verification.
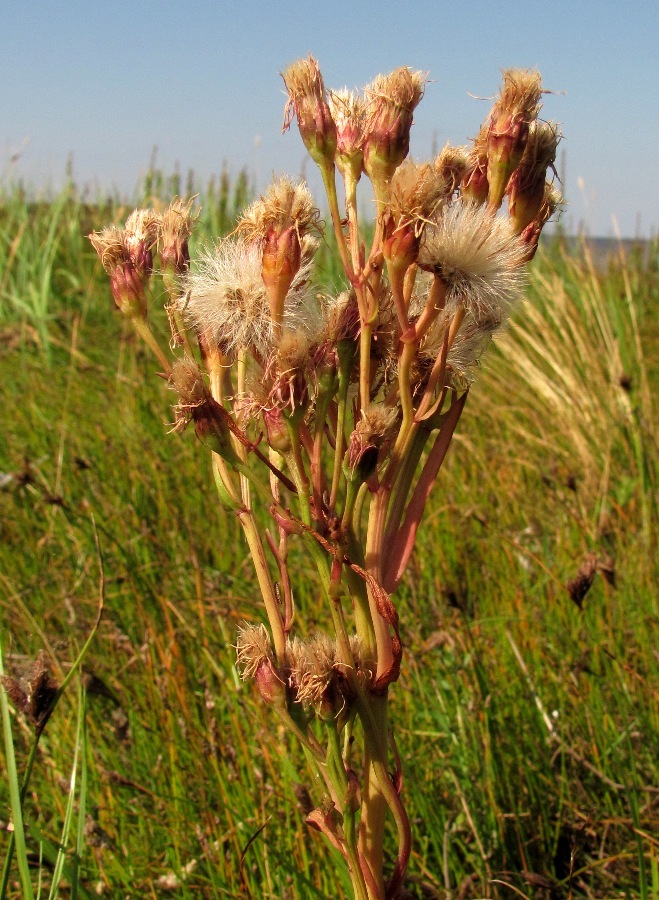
[90,58,562,900]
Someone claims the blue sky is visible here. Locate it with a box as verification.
[2,0,658,237]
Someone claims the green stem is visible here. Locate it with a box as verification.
[357,693,411,900]
[321,163,353,280]
[0,734,40,899]
[283,436,352,658]
[384,425,431,549]
[130,315,172,375]
[324,721,370,900]
[330,343,354,510]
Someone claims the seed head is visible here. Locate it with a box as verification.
[282,55,337,169]
[418,202,527,323]
[181,238,313,359]
[363,68,426,187]
[421,312,501,386]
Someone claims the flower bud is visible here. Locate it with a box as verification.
[485,69,543,210]
[261,224,302,326]
[363,68,426,188]
[282,55,337,170]
[263,406,292,454]
[253,656,287,706]
[382,218,419,276]
[89,225,151,317]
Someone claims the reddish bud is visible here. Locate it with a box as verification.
[363,68,426,187]
[282,56,337,169]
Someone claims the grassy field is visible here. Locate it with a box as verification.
[0,178,657,898]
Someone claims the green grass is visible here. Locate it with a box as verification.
[0,181,657,898]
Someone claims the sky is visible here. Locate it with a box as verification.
[2,0,658,238]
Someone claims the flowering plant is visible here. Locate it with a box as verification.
[90,57,561,899]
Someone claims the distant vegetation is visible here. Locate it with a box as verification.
[0,174,657,898]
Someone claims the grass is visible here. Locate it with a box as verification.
[0,179,657,898]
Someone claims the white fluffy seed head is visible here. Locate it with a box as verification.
[418,202,527,323]
[181,238,314,358]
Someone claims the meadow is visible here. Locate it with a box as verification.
[0,172,657,898]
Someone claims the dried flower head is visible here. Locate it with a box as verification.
[2,651,58,733]
[181,238,312,358]
[169,356,211,431]
[486,68,544,209]
[386,160,448,235]
[236,623,275,678]
[363,68,426,187]
[383,160,449,329]
[124,208,160,254]
[236,623,286,705]
[519,182,565,260]
[461,125,490,206]
[89,225,150,317]
[287,634,358,718]
[291,634,336,706]
[169,356,240,462]
[328,89,367,185]
[159,196,198,277]
[418,202,527,323]
[282,55,337,169]
[238,176,320,245]
[507,120,561,233]
[434,144,472,197]
[346,404,399,480]
[265,329,311,419]
[89,226,129,275]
